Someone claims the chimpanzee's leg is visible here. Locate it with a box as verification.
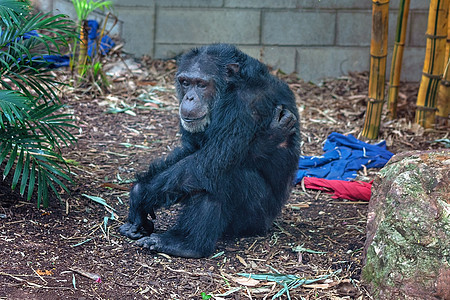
[223,169,279,238]
[137,193,229,258]
[119,182,155,239]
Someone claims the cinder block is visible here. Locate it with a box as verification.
[236,46,263,61]
[113,0,225,8]
[154,44,263,61]
[297,0,371,9]
[156,9,260,44]
[154,44,195,59]
[261,46,297,74]
[409,12,427,47]
[296,47,370,82]
[337,11,413,48]
[111,0,155,7]
[156,0,223,7]
[389,0,428,10]
[53,0,76,19]
[409,1,430,10]
[263,11,336,46]
[337,11,371,46]
[224,0,297,9]
[116,6,155,57]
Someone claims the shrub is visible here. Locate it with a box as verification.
[0,0,77,207]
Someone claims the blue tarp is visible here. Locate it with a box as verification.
[296,132,394,182]
[21,20,115,68]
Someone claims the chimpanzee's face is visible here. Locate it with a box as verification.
[176,62,216,133]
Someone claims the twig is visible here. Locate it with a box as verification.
[69,267,101,283]
[30,266,47,284]
[273,222,292,237]
[310,107,338,123]
[0,272,71,290]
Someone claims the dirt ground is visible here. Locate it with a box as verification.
[0,57,448,300]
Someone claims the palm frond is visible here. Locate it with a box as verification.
[0,0,29,26]
[0,0,30,14]
[0,90,31,125]
[0,1,77,207]
[72,0,112,22]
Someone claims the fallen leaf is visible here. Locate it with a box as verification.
[232,276,260,287]
[36,269,53,276]
[236,255,248,267]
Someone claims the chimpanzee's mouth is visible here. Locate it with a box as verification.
[182,115,206,123]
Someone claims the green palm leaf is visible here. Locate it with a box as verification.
[0,90,30,125]
[0,0,77,207]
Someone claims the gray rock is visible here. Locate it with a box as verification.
[363,149,450,300]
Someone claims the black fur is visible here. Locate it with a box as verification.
[119,44,300,258]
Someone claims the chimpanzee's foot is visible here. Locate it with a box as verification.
[119,220,154,240]
[137,233,207,258]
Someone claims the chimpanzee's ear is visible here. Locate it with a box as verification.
[226,63,239,78]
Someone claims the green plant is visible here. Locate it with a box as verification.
[70,0,112,85]
[72,0,112,24]
[0,0,77,207]
[201,292,212,300]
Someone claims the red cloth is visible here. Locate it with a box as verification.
[303,177,372,201]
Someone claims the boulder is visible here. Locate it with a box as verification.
[363,149,450,300]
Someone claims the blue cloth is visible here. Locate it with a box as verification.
[33,55,71,68]
[18,20,115,68]
[86,20,115,57]
[23,30,39,39]
[296,132,393,182]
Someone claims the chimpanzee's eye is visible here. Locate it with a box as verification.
[198,82,207,89]
[179,78,189,87]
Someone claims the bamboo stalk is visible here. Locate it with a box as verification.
[387,0,410,119]
[362,0,390,139]
[78,20,89,75]
[415,0,449,128]
[436,6,450,127]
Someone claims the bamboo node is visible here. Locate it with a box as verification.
[368,98,385,104]
[372,0,389,6]
[416,105,438,112]
[422,72,443,79]
[440,79,450,87]
[370,54,388,59]
[424,33,447,39]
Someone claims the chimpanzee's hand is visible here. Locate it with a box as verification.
[270,105,297,143]
[119,217,154,240]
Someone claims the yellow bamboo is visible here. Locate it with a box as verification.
[362,0,390,139]
[415,0,449,128]
[436,6,450,127]
[78,20,89,75]
[387,0,410,119]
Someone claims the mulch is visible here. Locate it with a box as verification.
[0,54,448,299]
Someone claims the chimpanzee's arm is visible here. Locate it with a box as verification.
[250,105,297,161]
[136,137,197,182]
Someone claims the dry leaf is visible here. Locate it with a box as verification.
[232,276,260,287]
[236,255,248,267]
[285,203,309,209]
[36,269,53,276]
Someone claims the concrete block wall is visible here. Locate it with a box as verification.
[38,0,429,82]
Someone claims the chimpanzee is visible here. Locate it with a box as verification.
[119,44,300,258]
